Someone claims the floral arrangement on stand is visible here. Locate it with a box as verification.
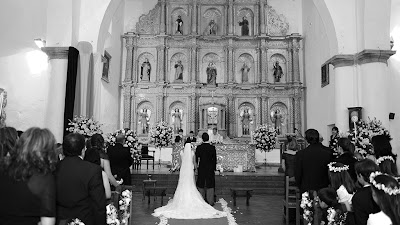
[347,117,391,157]
[327,207,347,225]
[106,129,139,149]
[252,124,277,152]
[68,218,85,225]
[149,121,174,148]
[300,192,314,225]
[66,115,103,137]
[119,190,132,224]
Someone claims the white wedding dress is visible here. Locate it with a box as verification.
[152,143,226,219]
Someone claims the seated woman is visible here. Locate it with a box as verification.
[0,126,18,159]
[90,134,121,187]
[84,147,112,199]
[0,127,58,225]
[318,187,347,225]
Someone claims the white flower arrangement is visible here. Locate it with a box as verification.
[106,129,138,149]
[106,203,120,225]
[149,121,174,148]
[119,190,132,224]
[370,171,400,195]
[348,117,391,157]
[328,162,349,173]
[252,124,277,152]
[300,192,314,224]
[327,207,347,225]
[66,115,103,137]
[376,156,395,165]
[68,218,85,225]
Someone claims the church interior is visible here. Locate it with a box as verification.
[1,0,400,224]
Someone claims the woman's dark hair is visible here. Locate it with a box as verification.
[354,159,380,182]
[3,127,57,181]
[332,127,339,132]
[0,127,18,158]
[371,135,396,160]
[84,147,101,165]
[378,159,399,177]
[318,188,339,207]
[305,129,319,144]
[338,137,355,154]
[329,162,356,194]
[371,174,400,225]
[91,133,105,149]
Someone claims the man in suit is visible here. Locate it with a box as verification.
[195,132,217,205]
[185,130,197,144]
[107,134,133,185]
[295,129,331,193]
[55,133,106,225]
[352,159,380,225]
[174,129,184,143]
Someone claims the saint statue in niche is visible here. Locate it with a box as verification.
[273,61,283,82]
[174,60,184,81]
[241,108,252,135]
[206,62,217,85]
[172,108,182,134]
[271,109,283,135]
[238,16,249,36]
[207,19,218,35]
[175,15,183,35]
[139,108,150,134]
[140,58,151,82]
[241,62,250,83]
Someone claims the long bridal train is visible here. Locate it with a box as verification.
[152,143,226,219]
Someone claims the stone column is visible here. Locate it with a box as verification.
[123,35,134,82]
[157,95,165,122]
[227,46,235,83]
[259,0,266,35]
[130,95,136,130]
[258,97,263,126]
[292,36,301,83]
[164,47,169,82]
[190,94,196,132]
[42,47,69,142]
[160,0,166,34]
[122,85,132,128]
[132,44,138,83]
[261,47,268,83]
[190,46,198,83]
[228,95,236,137]
[293,95,301,132]
[228,0,234,35]
[157,45,166,83]
[255,48,260,83]
[262,96,268,124]
[191,2,198,35]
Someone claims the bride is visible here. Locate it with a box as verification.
[152,143,226,219]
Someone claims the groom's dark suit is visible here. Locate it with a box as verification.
[195,142,216,205]
[107,143,133,185]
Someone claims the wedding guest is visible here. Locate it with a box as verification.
[318,188,345,225]
[352,159,380,225]
[185,131,197,144]
[55,143,64,162]
[283,135,298,178]
[90,134,120,187]
[329,127,340,157]
[0,126,18,158]
[209,127,223,143]
[376,155,399,177]
[175,129,184,143]
[0,127,57,225]
[55,133,106,225]
[335,137,357,181]
[107,134,133,185]
[367,172,400,225]
[295,129,331,193]
[328,162,356,212]
[84,146,111,199]
[371,134,397,161]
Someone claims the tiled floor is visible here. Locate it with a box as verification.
[131,192,295,225]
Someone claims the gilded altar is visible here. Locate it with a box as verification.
[172,142,256,172]
[122,0,305,140]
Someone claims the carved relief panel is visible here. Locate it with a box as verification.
[266,5,289,36]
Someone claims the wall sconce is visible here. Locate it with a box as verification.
[34,38,46,48]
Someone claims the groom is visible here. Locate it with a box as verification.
[195,132,217,205]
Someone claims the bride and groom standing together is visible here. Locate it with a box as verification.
[152,132,227,219]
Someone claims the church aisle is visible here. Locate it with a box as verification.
[131,193,288,225]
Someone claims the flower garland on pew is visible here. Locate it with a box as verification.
[347,117,391,158]
[300,191,314,225]
[252,124,277,152]
[327,207,347,225]
[68,218,85,225]
[66,115,103,137]
[106,189,133,225]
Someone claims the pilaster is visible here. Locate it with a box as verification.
[123,85,132,128]
[123,35,134,82]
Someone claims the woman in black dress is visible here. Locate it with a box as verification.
[0,127,58,225]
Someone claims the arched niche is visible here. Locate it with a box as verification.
[236,8,254,36]
[201,8,223,36]
[169,52,188,83]
[136,101,154,136]
[137,52,156,83]
[201,53,223,84]
[237,102,255,137]
[170,7,189,35]
[269,102,288,135]
[199,103,227,137]
[169,101,186,135]
[270,53,287,83]
[236,53,255,83]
